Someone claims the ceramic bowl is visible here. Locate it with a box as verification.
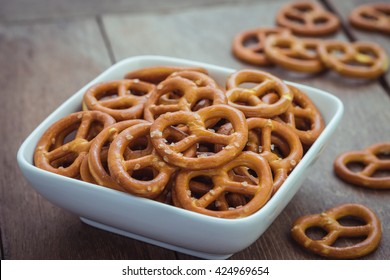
[17,55,343,259]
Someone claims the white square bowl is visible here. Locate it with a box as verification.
[17,55,343,259]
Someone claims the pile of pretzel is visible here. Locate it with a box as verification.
[34,65,325,219]
[232,1,389,79]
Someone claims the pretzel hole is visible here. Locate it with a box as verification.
[313,17,329,25]
[262,93,280,104]
[157,90,183,105]
[295,116,312,131]
[197,142,217,157]
[346,161,366,173]
[285,14,306,25]
[191,99,212,112]
[225,193,248,208]
[96,89,119,101]
[131,167,157,181]
[50,153,78,168]
[305,226,328,240]
[371,169,390,178]
[375,151,390,160]
[361,12,378,21]
[229,167,258,185]
[337,216,366,227]
[243,36,260,48]
[127,87,150,97]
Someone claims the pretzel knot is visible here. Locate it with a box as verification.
[150,104,248,170]
[174,152,273,218]
[232,27,290,66]
[276,1,340,36]
[291,204,382,259]
[124,66,208,84]
[334,142,390,189]
[246,118,303,193]
[226,69,293,118]
[88,119,148,191]
[83,79,155,121]
[318,40,389,79]
[143,72,226,122]
[274,85,324,146]
[349,3,390,34]
[107,122,181,199]
[34,111,116,178]
[264,33,325,73]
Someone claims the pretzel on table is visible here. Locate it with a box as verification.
[232,27,290,66]
[291,204,382,259]
[226,69,293,118]
[276,1,340,36]
[334,142,390,189]
[83,79,155,121]
[34,111,116,178]
[318,40,389,79]
[264,33,325,74]
[349,3,390,34]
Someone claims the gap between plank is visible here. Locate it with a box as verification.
[96,15,117,65]
[0,228,5,259]
[320,0,390,97]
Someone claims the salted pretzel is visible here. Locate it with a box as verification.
[80,155,98,184]
[226,69,293,118]
[83,79,155,121]
[88,120,148,191]
[34,111,116,178]
[276,1,340,36]
[150,104,248,170]
[291,204,382,259]
[124,66,208,84]
[274,85,324,146]
[174,152,273,218]
[334,142,390,189]
[349,3,390,34]
[107,122,177,199]
[232,27,290,66]
[143,73,226,122]
[246,118,303,192]
[318,40,389,79]
[264,33,325,73]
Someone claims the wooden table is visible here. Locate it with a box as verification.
[1,0,389,260]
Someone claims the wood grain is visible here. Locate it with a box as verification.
[103,0,390,259]
[0,19,175,259]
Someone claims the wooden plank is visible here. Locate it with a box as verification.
[0,0,256,22]
[325,0,390,90]
[0,19,175,259]
[104,0,390,260]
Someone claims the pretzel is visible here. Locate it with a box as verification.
[107,122,177,199]
[80,155,98,184]
[276,1,340,36]
[34,111,116,178]
[291,204,382,259]
[88,120,148,191]
[334,142,390,189]
[226,69,293,118]
[232,27,290,66]
[124,66,208,84]
[83,79,155,121]
[143,73,226,122]
[150,104,248,170]
[174,152,273,218]
[318,40,389,79]
[247,118,303,192]
[274,86,324,146]
[264,33,325,73]
[349,3,390,34]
